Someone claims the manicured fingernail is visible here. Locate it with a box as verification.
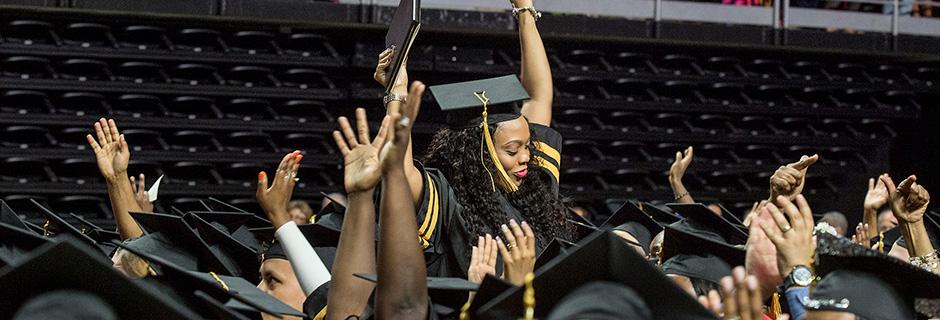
[747,276,757,290]
[509,219,517,226]
[296,155,304,161]
[521,221,528,226]
[496,236,502,242]
[501,224,509,231]
[258,171,265,180]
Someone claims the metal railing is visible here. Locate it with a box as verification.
[345,0,940,38]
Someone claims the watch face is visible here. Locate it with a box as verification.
[793,267,813,286]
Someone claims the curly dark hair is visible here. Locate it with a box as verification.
[423,122,573,248]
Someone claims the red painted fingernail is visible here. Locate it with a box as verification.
[258,171,265,180]
[296,155,304,161]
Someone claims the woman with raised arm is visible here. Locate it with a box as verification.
[373,0,570,280]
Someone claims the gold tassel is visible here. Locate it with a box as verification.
[460,294,474,320]
[770,292,782,319]
[877,232,885,253]
[209,271,230,291]
[474,91,518,193]
[522,272,535,320]
[42,220,50,237]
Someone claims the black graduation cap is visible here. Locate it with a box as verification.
[534,237,578,269]
[189,213,261,282]
[869,225,903,252]
[112,240,308,319]
[30,199,109,254]
[355,273,480,318]
[249,218,343,249]
[187,211,263,253]
[0,238,202,319]
[430,75,529,129]
[68,213,121,244]
[474,231,716,319]
[206,197,272,228]
[601,200,665,255]
[127,211,235,276]
[0,221,52,268]
[809,234,940,319]
[194,290,252,320]
[638,201,682,224]
[667,203,748,245]
[660,225,744,285]
[0,200,33,234]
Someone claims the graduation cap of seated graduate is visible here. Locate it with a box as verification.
[667,203,748,245]
[354,273,480,314]
[809,234,940,319]
[535,237,580,270]
[187,211,263,253]
[1,200,34,234]
[0,221,52,268]
[474,231,717,320]
[638,201,682,225]
[868,225,903,252]
[660,224,745,286]
[601,200,666,255]
[113,240,307,319]
[68,213,121,244]
[206,197,273,228]
[0,238,202,319]
[189,213,261,282]
[430,75,530,193]
[30,199,113,255]
[249,216,344,249]
[127,211,235,276]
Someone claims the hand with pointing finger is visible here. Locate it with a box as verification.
[881,174,930,224]
[769,155,819,202]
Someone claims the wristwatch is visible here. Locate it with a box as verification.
[782,265,814,288]
[383,93,406,105]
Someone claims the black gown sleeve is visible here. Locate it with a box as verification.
[529,123,562,190]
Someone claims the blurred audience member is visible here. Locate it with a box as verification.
[288,200,314,225]
[819,211,849,236]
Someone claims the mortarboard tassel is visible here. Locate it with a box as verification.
[877,232,885,253]
[522,272,535,320]
[474,91,519,193]
[769,292,782,319]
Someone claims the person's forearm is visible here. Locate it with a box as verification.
[385,100,423,205]
[377,167,427,320]
[669,177,694,204]
[106,177,143,240]
[326,191,377,320]
[899,220,938,274]
[863,206,879,236]
[517,12,553,127]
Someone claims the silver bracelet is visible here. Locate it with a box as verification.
[511,5,541,21]
[910,251,939,271]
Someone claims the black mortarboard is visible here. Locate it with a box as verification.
[194,290,252,320]
[30,199,108,254]
[808,234,940,319]
[431,75,529,129]
[189,213,260,282]
[250,218,343,250]
[871,226,902,252]
[113,239,307,319]
[546,281,653,320]
[0,238,202,319]
[603,201,664,255]
[0,200,33,234]
[475,231,716,319]
[667,203,748,245]
[535,237,578,269]
[638,202,682,224]
[68,213,121,244]
[187,211,263,253]
[0,221,51,268]
[661,225,743,285]
[354,273,476,318]
[206,197,272,228]
[126,211,234,276]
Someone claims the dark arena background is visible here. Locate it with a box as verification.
[1,0,937,231]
